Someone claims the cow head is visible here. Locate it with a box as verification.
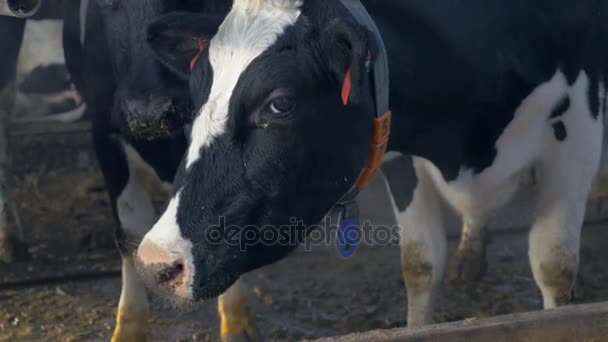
[136,0,378,301]
[93,0,230,139]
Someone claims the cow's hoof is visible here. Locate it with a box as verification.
[221,318,260,342]
[0,236,30,264]
[449,247,487,284]
[111,310,149,342]
[111,323,149,342]
[221,330,260,342]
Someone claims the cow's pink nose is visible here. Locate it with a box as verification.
[137,239,190,297]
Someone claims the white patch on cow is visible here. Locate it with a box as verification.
[140,191,195,298]
[117,140,171,236]
[425,70,572,219]
[13,19,85,122]
[393,70,604,325]
[114,257,149,340]
[527,71,603,308]
[16,20,65,82]
[385,158,446,326]
[185,0,302,168]
[383,151,402,163]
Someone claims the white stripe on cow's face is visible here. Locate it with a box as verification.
[185,0,302,168]
[139,190,196,298]
[142,190,190,252]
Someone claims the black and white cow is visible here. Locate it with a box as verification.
[61,1,263,341]
[135,0,608,331]
[5,1,257,340]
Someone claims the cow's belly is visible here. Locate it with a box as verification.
[418,69,603,219]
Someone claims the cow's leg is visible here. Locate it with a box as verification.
[218,279,259,342]
[0,16,27,263]
[529,75,604,309]
[450,216,488,283]
[91,133,155,342]
[110,141,166,342]
[385,157,447,327]
[113,256,150,342]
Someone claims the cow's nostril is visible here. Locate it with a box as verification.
[157,260,185,284]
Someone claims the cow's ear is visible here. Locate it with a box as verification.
[320,18,370,106]
[147,12,223,79]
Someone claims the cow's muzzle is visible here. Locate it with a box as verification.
[120,96,185,140]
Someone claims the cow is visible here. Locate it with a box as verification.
[0,0,75,263]
[60,1,269,341]
[3,1,256,340]
[134,0,608,333]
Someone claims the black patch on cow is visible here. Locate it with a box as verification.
[381,155,416,212]
[19,64,72,94]
[589,79,600,120]
[552,121,567,141]
[453,73,535,180]
[549,95,570,119]
[563,66,580,86]
[60,0,225,255]
[0,17,25,90]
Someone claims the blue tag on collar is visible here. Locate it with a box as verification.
[335,202,361,258]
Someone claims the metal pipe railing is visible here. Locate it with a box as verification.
[0,0,41,18]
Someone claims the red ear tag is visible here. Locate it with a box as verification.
[341,67,352,106]
[189,39,207,71]
[340,50,372,106]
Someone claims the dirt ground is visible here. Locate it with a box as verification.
[0,131,607,341]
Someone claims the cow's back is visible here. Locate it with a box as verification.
[363,0,608,179]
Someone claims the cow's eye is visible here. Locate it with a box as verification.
[269,96,295,114]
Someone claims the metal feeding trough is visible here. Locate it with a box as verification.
[309,301,608,342]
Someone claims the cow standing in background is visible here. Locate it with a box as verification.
[134,0,608,332]
[2,1,260,340]
[61,1,264,341]
[0,0,78,263]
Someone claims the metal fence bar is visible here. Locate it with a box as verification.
[9,120,91,137]
[309,301,608,342]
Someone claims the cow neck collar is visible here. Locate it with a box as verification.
[328,0,391,257]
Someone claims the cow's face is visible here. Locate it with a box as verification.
[136,0,376,301]
[93,0,230,138]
